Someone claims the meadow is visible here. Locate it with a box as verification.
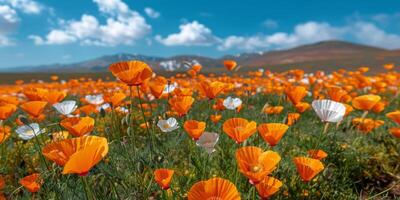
[0,61,399,200]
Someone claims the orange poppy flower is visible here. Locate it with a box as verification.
[255,176,283,199]
[223,60,237,71]
[187,69,197,77]
[184,120,206,140]
[0,126,11,144]
[19,173,41,193]
[389,127,400,138]
[263,106,283,114]
[223,118,257,143]
[60,117,95,137]
[352,118,384,133]
[154,169,174,190]
[188,178,240,200]
[0,104,17,120]
[109,60,153,86]
[286,113,300,126]
[307,149,328,160]
[293,157,324,182]
[174,88,192,97]
[169,96,194,117]
[386,111,400,124]
[352,95,381,111]
[213,98,225,111]
[383,63,394,70]
[110,92,126,107]
[41,91,67,105]
[236,146,281,184]
[285,86,307,105]
[198,80,226,100]
[79,104,97,115]
[371,101,385,113]
[210,114,222,123]
[257,123,289,147]
[295,102,310,113]
[42,136,108,175]
[20,101,48,118]
[149,76,167,99]
[327,86,347,102]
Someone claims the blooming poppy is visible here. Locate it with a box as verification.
[53,100,78,116]
[20,101,48,118]
[196,132,219,154]
[312,99,346,123]
[223,60,237,71]
[236,146,281,184]
[169,96,194,117]
[293,157,324,182]
[109,60,153,86]
[352,118,384,133]
[188,178,240,200]
[263,106,283,115]
[295,102,310,113]
[157,118,179,132]
[213,98,225,111]
[223,118,257,143]
[19,173,41,193]
[183,120,206,140]
[154,169,174,190]
[285,86,307,105]
[85,94,104,105]
[149,76,167,99]
[371,101,386,113]
[41,91,67,105]
[389,127,400,138]
[192,64,202,72]
[0,104,17,120]
[257,123,289,147]
[0,126,11,144]
[352,95,381,111]
[110,92,126,107]
[286,113,300,126]
[386,111,400,124]
[16,123,44,140]
[255,176,283,199]
[42,136,109,175]
[210,114,222,123]
[327,86,347,102]
[223,96,242,110]
[307,149,328,160]
[60,117,95,137]
[79,104,97,115]
[198,80,226,99]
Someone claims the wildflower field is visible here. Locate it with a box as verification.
[0,61,399,199]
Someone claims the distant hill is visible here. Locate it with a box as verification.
[2,40,399,73]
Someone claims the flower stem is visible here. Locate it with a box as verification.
[136,85,155,153]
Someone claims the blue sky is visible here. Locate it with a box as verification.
[0,0,400,68]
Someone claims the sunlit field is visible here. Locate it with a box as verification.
[0,61,399,200]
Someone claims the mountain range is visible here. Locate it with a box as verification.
[2,40,399,73]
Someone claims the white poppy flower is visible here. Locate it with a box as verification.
[157,118,179,132]
[16,123,44,140]
[85,94,104,105]
[53,100,77,116]
[223,96,242,110]
[196,132,219,154]
[312,99,346,123]
[163,82,177,94]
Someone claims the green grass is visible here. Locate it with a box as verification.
[1,93,399,200]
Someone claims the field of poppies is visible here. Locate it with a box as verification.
[0,60,399,199]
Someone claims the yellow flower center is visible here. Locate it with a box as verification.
[250,164,263,173]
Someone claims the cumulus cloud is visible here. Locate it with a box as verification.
[218,22,344,50]
[29,0,151,46]
[6,0,43,14]
[144,7,160,19]
[155,21,220,46]
[352,22,400,49]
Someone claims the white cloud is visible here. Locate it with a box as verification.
[262,19,278,29]
[155,21,220,46]
[219,21,344,50]
[7,0,43,14]
[144,7,160,19]
[0,5,18,23]
[30,0,151,46]
[352,22,400,49]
